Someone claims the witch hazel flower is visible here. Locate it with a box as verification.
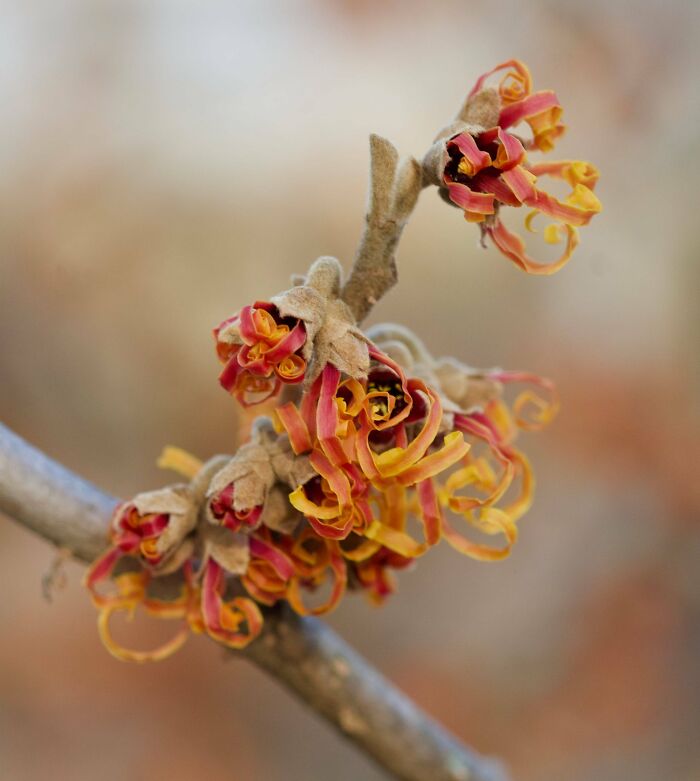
[215,256,370,407]
[237,526,347,617]
[82,450,241,660]
[85,485,198,592]
[215,302,307,407]
[422,59,602,274]
[367,323,558,560]
[273,343,470,562]
[205,417,316,535]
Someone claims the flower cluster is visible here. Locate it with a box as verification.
[424,59,601,273]
[85,318,556,660]
[84,60,589,662]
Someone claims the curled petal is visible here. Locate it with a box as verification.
[264,320,307,364]
[362,481,440,560]
[527,160,600,191]
[306,508,357,540]
[365,345,414,431]
[448,133,491,176]
[499,165,537,203]
[156,446,204,479]
[238,304,263,344]
[446,183,495,217]
[242,569,286,606]
[370,381,443,480]
[445,454,514,515]
[286,542,347,617]
[95,572,194,663]
[275,353,306,383]
[288,451,353,525]
[487,217,580,275]
[339,535,382,562]
[275,402,313,454]
[416,478,442,546]
[499,91,559,129]
[471,171,522,206]
[238,303,283,345]
[102,602,190,663]
[300,373,323,439]
[500,449,534,523]
[525,107,566,153]
[235,374,281,408]
[249,536,296,581]
[241,535,291,606]
[310,450,353,510]
[288,485,340,521]
[452,411,535,524]
[364,519,430,559]
[499,91,565,152]
[468,59,533,104]
[83,546,124,607]
[237,343,276,374]
[218,353,244,392]
[338,378,366,419]
[442,507,518,562]
[201,560,263,650]
[488,371,560,431]
[530,183,602,227]
[479,128,525,171]
[317,364,349,465]
[396,431,470,486]
[451,414,516,510]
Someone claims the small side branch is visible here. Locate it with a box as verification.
[342,135,423,325]
[0,422,510,781]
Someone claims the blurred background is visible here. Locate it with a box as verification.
[1,1,699,779]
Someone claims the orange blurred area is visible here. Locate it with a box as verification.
[1,2,699,780]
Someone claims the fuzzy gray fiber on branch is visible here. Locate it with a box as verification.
[0,422,509,781]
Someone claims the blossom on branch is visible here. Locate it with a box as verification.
[423,59,602,274]
[215,257,369,406]
[84,58,594,663]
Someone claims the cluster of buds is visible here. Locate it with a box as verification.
[85,60,596,662]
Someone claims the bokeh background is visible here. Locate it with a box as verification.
[1,1,699,780]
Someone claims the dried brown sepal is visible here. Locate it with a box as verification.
[272,256,370,382]
[422,87,501,192]
[259,485,300,535]
[206,420,278,520]
[432,357,502,413]
[153,454,229,575]
[268,437,317,491]
[458,87,501,129]
[155,537,196,576]
[205,417,315,533]
[201,525,250,576]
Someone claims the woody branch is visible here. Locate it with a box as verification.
[0,422,509,781]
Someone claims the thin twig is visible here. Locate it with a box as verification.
[0,422,509,781]
[342,135,423,325]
